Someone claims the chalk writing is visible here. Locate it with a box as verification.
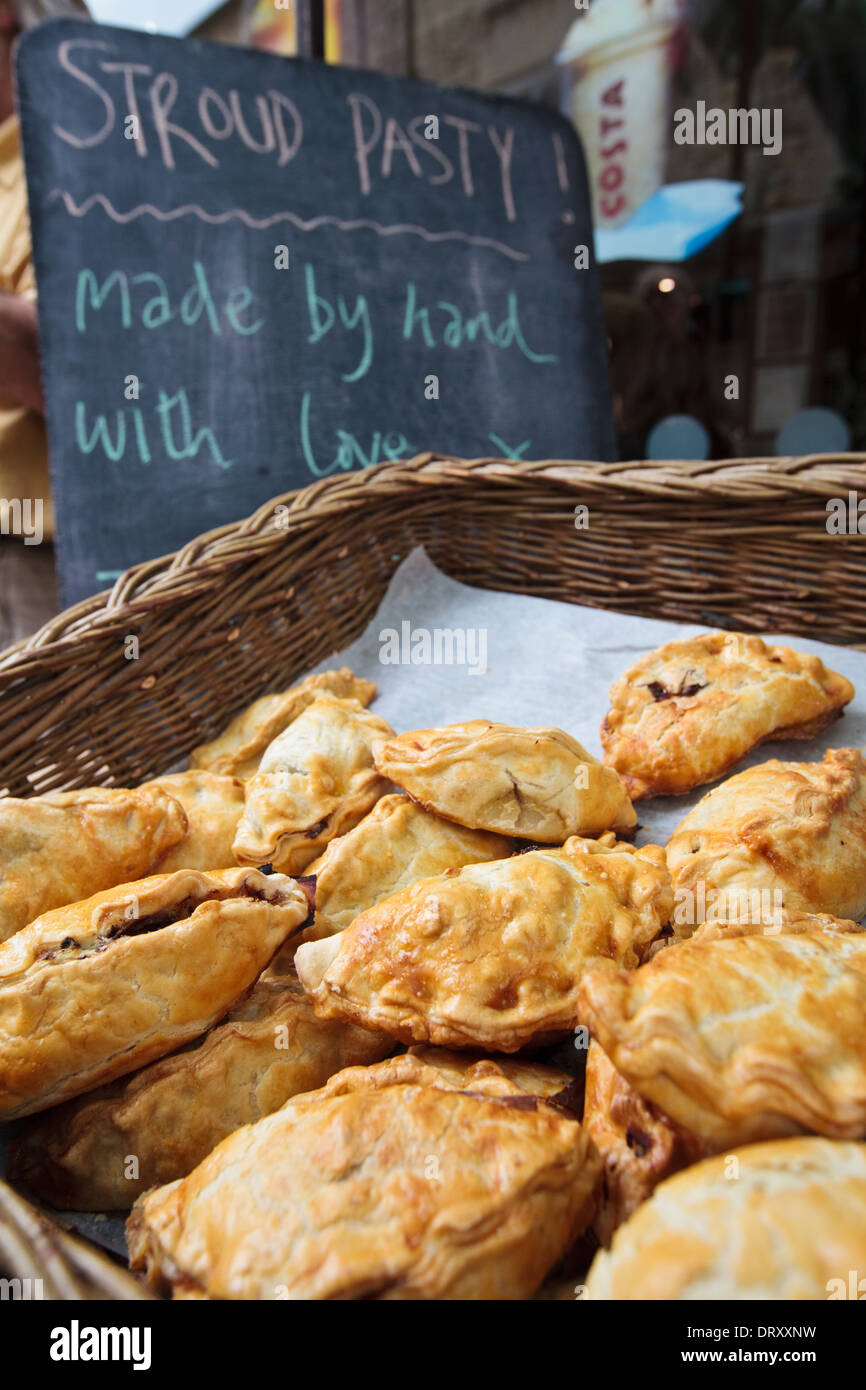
[299,390,411,477]
[51,40,522,222]
[75,261,262,335]
[403,283,557,364]
[50,190,528,262]
[75,389,233,469]
[17,18,611,607]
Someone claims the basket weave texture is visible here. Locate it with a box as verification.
[0,452,863,798]
[0,1178,151,1300]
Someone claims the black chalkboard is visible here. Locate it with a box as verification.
[17,19,616,607]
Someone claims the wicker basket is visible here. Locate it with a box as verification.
[0,1178,152,1300]
[0,451,864,799]
[1,449,866,1298]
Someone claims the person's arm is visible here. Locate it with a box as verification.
[0,291,43,413]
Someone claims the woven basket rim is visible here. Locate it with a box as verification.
[3,449,865,671]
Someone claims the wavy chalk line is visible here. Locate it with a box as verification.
[48,189,530,263]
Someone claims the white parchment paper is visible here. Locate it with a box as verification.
[307,546,866,849]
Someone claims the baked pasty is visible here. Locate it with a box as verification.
[583,1040,701,1247]
[601,631,854,800]
[283,793,510,947]
[190,668,377,779]
[8,971,392,1209]
[581,910,864,1235]
[666,748,866,926]
[373,721,636,840]
[127,1051,600,1300]
[401,1045,578,1105]
[144,772,245,873]
[584,1138,866,1300]
[0,867,310,1121]
[0,786,187,944]
[232,695,394,875]
[578,924,866,1147]
[688,909,863,944]
[295,835,673,1052]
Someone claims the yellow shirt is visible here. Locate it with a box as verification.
[0,114,53,538]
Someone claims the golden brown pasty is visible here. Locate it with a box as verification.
[225,1046,575,1105]
[578,924,866,1148]
[583,1040,702,1247]
[127,1051,601,1300]
[0,867,310,1121]
[0,786,187,944]
[372,720,636,840]
[232,694,394,876]
[189,668,377,779]
[295,835,673,1052]
[253,1047,578,1107]
[402,1045,577,1103]
[8,970,392,1209]
[601,631,854,800]
[144,771,245,873]
[666,748,866,927]
[688,909,863,944]
[581,908,864,1234]
[584,1138,866,1300]
[281,793,510,949]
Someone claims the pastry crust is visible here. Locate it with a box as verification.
[601,631,854,800]
[8,971,392,1209]
[145,772,245,873]
[0,786,187,944]
[280,793,510,950]
[688,909,863,944]
[584,1138,866,1300]
[578,925,866,1147]
[372,720,636,840]
[232,694,394,875]
[666,748,866,926]
[189,668,377,779]
[295,835,673,1052]
[583,1040,702,1247]
[127,1051,601,1300]
[403,1045,577,1103]
[236,1047,576,1104]
[0,867,310,1120]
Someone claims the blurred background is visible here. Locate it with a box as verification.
[97,0,863,466]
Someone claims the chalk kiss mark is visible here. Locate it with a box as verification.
[489,433,531,459]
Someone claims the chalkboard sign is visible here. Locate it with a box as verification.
[17,19,616,607]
